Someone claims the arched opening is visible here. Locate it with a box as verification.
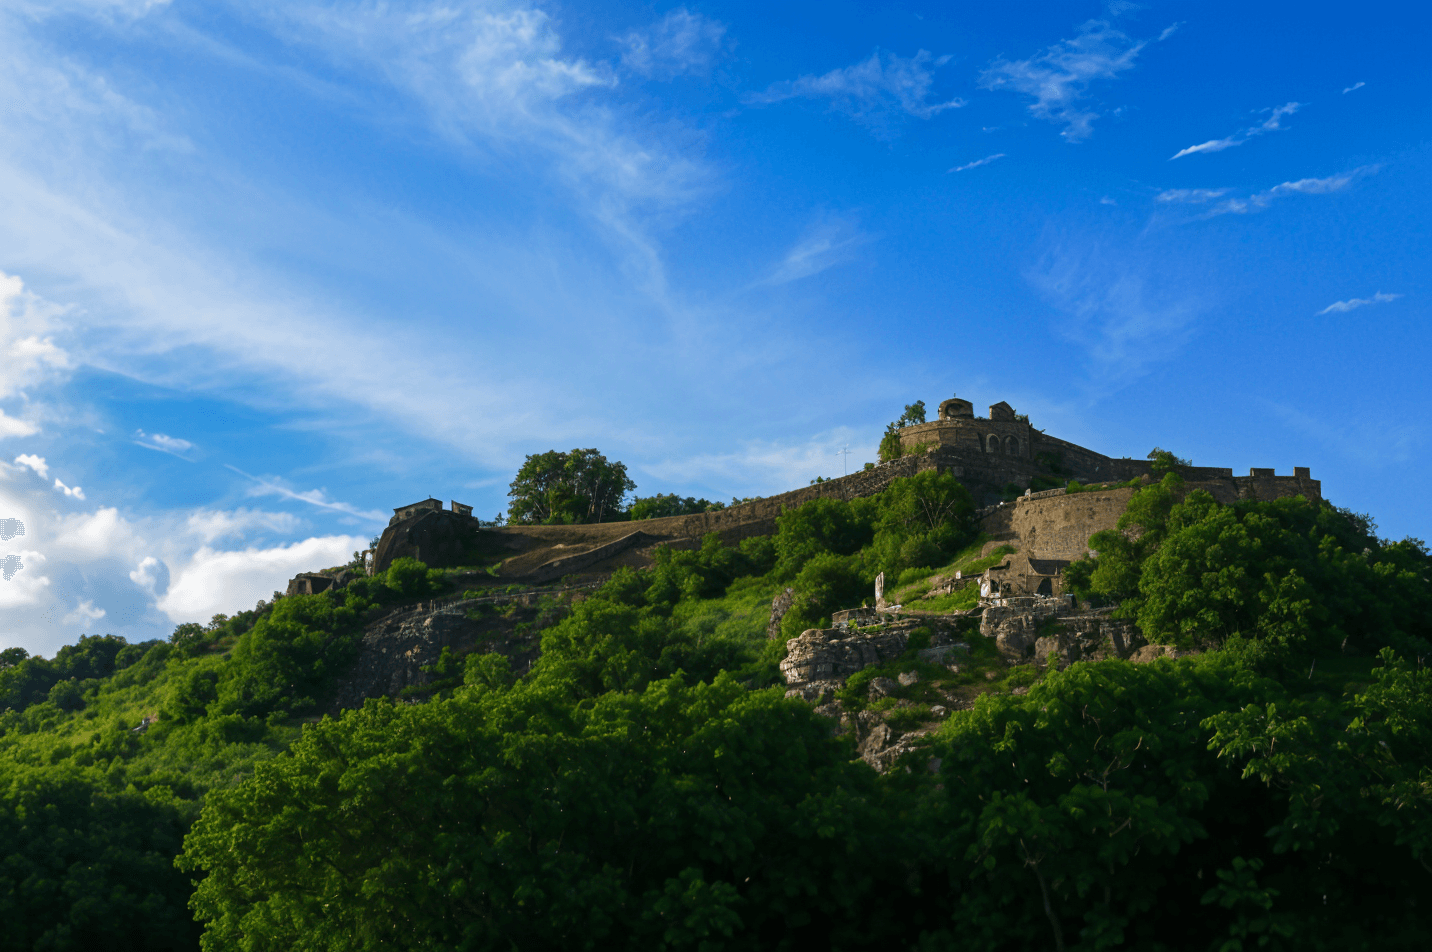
[1005,436,1018,456]
[986,434,999,453]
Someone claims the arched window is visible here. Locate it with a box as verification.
[986,434,999,453]
[1005,436,1019,456]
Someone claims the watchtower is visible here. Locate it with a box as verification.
[938,396,974,420]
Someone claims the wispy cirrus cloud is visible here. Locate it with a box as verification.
[641,427,876,497]
[224,465,387,524]
[1155,187,1230,204]
[1201,167,1373,217]
[1029,241,1201,391]
[1156,167,1377,219]
[1170,101,1301,159]
[980,20,1167,141]
[746,49,963,130]
[763,218,872,285]
[1343,81,1365,94]
[134,430,194,458]
[1317,291,1402,315]
[949,153,1005,173]
[618,8,725,78]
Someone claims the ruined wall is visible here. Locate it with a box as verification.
[1007,488,1137,560]
[978,471,1323,563]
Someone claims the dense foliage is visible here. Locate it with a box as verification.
[3,470,1432,950]
[507,448,637,525]
[629,493,726,520]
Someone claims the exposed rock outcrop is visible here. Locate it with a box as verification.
[779,621,930,685]
[328,601,544,714]
[768,587,796,640]
[981,603,1145,667]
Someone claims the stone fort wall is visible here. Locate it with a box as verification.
[979,471,1323,562]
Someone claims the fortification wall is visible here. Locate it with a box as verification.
[977,471,1323,563]
[1006,488,1137,561]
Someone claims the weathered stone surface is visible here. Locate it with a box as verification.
[328,602,543,714]
[1129,644,1201,663]
[779,625,914,684]
[768,587,796,640]
[981,604,1145,667]
[784,679,843,704]
[897,671,919,687]
[868,676,900,699]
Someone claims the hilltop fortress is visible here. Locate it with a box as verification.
[363,395,1320,584]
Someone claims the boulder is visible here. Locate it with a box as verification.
[897,671,919,687]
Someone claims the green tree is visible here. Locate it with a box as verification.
[629,493,723,520]
[507,448,637,525]
[1147,446,1192,473]
[179,675,909,951]
[877,400,928,463]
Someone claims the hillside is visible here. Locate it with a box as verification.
[1,465,1430,950]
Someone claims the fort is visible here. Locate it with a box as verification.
[365,394,1321,583]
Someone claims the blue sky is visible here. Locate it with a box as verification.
[0,0,1427,654]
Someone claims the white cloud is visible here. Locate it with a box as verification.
[980,21,1148,141]
[0,411,38,440]
[13,454,47,478]
[225,465,388,523]
[1343,81,1365,94]
[0,5,747,473]
[1255,101,1301,133]
[0,466,372,653]
[61,598,106,626]
[747,50,964,125]
[1169,137,1240,159]
[763,219,871,285]
[128,555,165,593]
[1170,101,1301,160]
[158,534,368,624]
[949,153,1006,173]
[1199,168,1371,217]
[0,271,71,400]
[619,8,725,78]
[54,478,86,500]
[1155,187,1230,203]
[134,429,194,457]
[185,508,304,544]
[1317,292,1402,315]
[641,428,877,498]
[1158,22,1183,42]
[0,550,45,600]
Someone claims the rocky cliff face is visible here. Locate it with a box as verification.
[326,598,548,715]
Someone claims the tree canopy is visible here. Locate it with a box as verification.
[3,466,1432,950]
[506,448,636,525]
